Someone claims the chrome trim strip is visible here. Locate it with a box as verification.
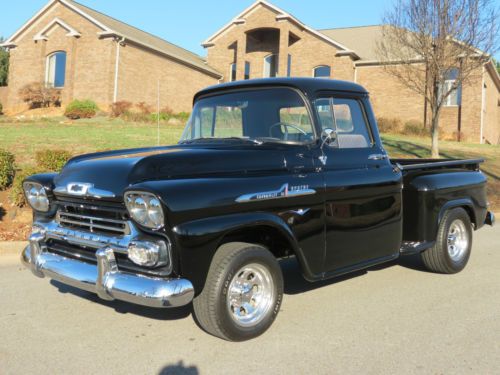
[56,211,129,235]
[236,183,316,203]
[22,236,194,308]
[54,182,116,199]
[38,220,139,253]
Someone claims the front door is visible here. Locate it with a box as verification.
[314,95,403,275]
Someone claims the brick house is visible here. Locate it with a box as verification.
[0,0,222,113]
[202,1,500,144]
[2,0,499,143]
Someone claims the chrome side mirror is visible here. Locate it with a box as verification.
[320,128,337,148]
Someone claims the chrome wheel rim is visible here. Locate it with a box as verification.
[227,263,274,327]
[447,219,468,261]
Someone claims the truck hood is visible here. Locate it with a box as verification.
[53,145,288,198]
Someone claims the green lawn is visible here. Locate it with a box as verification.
[0,117,184,166]
[0,118,498,209]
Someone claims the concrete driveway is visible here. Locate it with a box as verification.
[1,226,498,375]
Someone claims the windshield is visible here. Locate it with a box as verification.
[180,88,315,144]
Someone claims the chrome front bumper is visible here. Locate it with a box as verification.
[21,232,194,308]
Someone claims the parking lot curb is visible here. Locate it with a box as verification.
[0,241,27,255]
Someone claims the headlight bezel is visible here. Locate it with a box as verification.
[124,191,165,230]
[23,181,50,212]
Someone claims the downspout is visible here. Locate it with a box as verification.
[113,37,125,103]
[479,65,485,144]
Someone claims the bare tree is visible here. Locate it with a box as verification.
[377,0,498,157]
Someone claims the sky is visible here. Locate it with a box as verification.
[1,0,499,59]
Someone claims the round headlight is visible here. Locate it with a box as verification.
[23,182,50,212]
[125,192,165,229]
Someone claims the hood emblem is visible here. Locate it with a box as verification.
[54,182,115,199]
[236,183,316,203]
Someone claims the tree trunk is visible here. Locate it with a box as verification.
[430,107,440,158]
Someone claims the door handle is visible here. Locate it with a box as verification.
[368,154,387,160]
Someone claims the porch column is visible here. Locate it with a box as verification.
[278,26,290,77]
[236,32,247,80]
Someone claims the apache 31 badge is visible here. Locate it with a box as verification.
[236,183,316,203]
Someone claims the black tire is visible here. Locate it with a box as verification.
[421,207,473,274]
[192,242,283,341]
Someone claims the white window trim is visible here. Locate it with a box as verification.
[441,79,460,107]
[313,65,331,78]
[45,51,66,88]
[229,62,237,82]
[263,54,278,78]
[34,18,81,41]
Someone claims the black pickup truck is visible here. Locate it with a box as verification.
[22,78,494,341]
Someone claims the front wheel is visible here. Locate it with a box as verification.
[193,242,283,341]
[421,207,473,274]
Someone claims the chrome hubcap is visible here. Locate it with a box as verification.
[447,220,468,261]
[227,263,274,327]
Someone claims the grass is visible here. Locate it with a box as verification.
[0,116,184,166]
[0,117,498,210]
[382,133,500,210]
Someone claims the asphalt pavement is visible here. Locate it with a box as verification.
[0,225,498,374]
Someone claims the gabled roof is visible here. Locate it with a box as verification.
[319,25,384,62]
[1,0,222,78]
[202,0,360,60]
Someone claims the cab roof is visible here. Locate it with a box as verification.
[194,77,368,103]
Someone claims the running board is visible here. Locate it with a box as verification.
[400,241,435,255]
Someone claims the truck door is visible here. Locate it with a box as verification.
[314,95,403,276]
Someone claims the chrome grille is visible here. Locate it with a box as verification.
[56,210,129,236]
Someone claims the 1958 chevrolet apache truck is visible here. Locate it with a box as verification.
[22,78,495,341]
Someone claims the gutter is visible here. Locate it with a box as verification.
[113,37,125,103]
[479,65,485,144]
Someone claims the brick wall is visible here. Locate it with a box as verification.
[0,87,8,110]
[206,4,355,82]
[117,42,218,113]
[356,65,424,123]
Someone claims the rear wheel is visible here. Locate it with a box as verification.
[421,208,472,274]
[193,242,283,341]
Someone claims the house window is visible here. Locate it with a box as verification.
[264,54,278,78]
[46,51,66,88]
[313,65,331,78]
[244,61,250,80]
[229,63,237,82]
[287,54,292,77]
[440,68,462,106]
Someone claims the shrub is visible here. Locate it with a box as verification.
[19,82,61,108]
[36,149,72,172]
[64,99,98,119]
[110,100,132,117]
[0,101,3,115]
[136,101,154,114]
[376,117,402,133]
[121,111,150,123]
[10,166,42,207]
[0,149,15,190]
[404,120,427,137]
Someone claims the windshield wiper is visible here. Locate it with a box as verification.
[180,137,264,145]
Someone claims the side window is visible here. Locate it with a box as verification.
[315,97,372,148]
[278,105,314,141]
